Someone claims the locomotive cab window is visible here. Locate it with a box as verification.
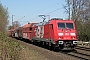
[58,23,65,28]
[66,23,74,29]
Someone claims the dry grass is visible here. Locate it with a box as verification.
[0,32,49,60]
[0,32,22,60]
[19,46,49,60]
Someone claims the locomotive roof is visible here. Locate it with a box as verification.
[49,18,74,21]
[49,19,74,22]
[34,19,74,26]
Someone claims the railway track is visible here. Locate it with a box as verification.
[59,46,90,60]
[60,50,90,60]
[75,46,90,51]
[67,52,90,60]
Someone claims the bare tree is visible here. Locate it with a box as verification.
[64,0,90,41]
[64,0,90,21]
[63,0,72,19]
[0,3,9,32]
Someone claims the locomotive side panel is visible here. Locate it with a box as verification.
[43,24,54,41]
[32,24,54,44]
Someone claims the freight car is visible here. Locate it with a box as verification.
[10,18,78,50]
[8,28,15,37]
[14,27,22,38]
[22,23,38,40]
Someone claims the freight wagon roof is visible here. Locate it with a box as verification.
[23,24,31,28]
[23,23,38,28]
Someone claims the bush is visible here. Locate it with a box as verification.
[0,32,22,60]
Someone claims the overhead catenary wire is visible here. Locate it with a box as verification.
[27,7,63,22]
[20,7,63,24]
[28,2,61,16]
[46,7,63,14]
[14,2,60,24]
[21,2,62,23]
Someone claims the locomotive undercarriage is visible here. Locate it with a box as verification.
[32,37,78,50]
[54,40,78,50]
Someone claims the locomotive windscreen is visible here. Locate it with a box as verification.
[58,23,74,29]
[58,23,65,28]
[66,23,74,29]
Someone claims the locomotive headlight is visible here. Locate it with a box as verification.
[73,41,78,44]
[70,33,75,36]
[58,33,63,36]
[59,41,63,44]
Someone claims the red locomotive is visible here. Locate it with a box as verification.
[10,18,78,50]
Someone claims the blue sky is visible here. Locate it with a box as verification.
[0,0,67,26]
